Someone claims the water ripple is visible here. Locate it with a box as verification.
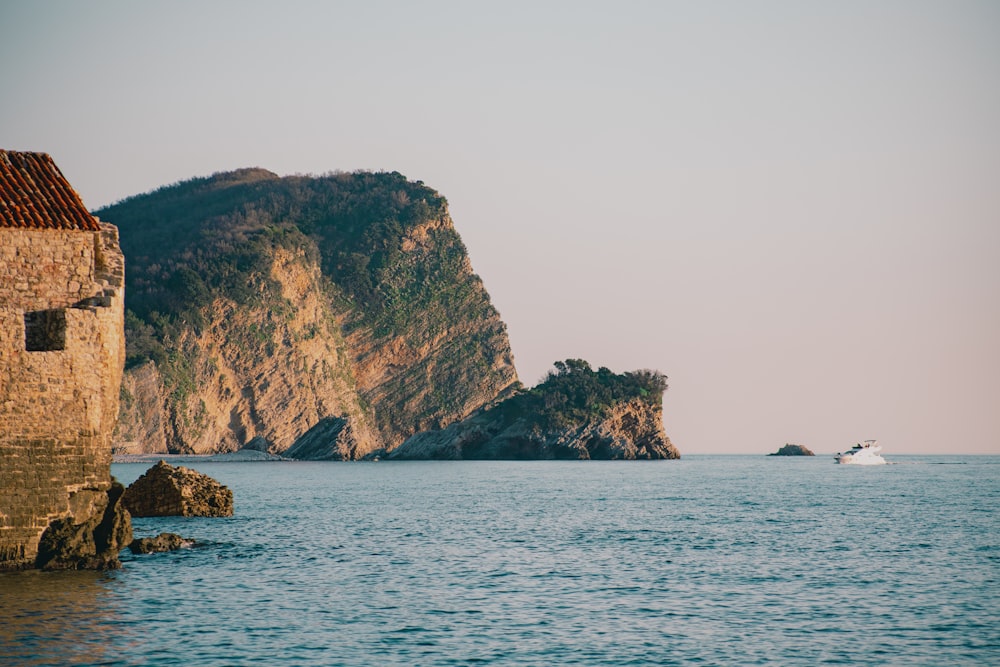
[2,456,998,665]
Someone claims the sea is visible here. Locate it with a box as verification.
[2,455,998,666]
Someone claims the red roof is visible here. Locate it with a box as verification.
[0,150,100,231]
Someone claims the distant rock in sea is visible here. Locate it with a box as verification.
[123,461,233,517]
[769,443,815,456]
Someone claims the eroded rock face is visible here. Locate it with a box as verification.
[122,461,233,517]
[283,416,366,460]
[103,170,519,459]
[35,481,132,570]
[388,398,679,461]
[114,360,168,456]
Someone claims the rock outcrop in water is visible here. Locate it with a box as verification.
[35,481,132,570]
[101,169,519,459]
[128,532,194,554]
[123,461,233,517]
[769,444,814,456]
[386,360,679,460]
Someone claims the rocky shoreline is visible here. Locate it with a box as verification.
[113,449,289,464]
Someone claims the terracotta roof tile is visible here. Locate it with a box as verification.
[0,150,100,231]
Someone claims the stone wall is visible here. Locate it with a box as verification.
[0,223,126,569]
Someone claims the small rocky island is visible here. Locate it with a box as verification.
[769,443,815,456]
[384,359,678,460]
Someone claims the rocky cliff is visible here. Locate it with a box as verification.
[114,360,168,455]
[101,169,519,458]
[386,360,679,460]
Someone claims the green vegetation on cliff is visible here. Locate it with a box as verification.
[492,359,668,430]
[98,168,519,454]
[386,359,676,460]
[101,169,482,365]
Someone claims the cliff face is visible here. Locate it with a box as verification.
[102,169,518,458]
[118,244,380,456]
[114,360,168,455]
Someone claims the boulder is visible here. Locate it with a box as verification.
[123,461,233,517]
[769,443,815,456]
[128,532,194,554]
[35,481,133,570]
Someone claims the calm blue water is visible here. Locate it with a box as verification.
[2,456,998,666]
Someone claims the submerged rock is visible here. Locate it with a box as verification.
[769,443,815,456]
[128,532,194,554]
[123,461,233,517]
[35,481,133,571]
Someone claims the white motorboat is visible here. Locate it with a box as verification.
[834,439,886,465]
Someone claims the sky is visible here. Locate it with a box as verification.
[2,1,998,454]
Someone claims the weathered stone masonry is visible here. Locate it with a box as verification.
[0,150,128,569]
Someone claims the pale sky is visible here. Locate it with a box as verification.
[3,1,998,454]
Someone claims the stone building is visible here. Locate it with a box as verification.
[0,150,130,569]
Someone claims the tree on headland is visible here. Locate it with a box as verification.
[497,360,668,430]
